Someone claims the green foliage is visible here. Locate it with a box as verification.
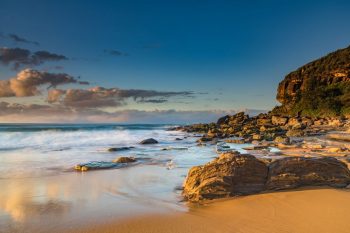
[278,45,350,117]
[290,82,350,117]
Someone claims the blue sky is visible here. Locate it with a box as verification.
[0,0,349,122]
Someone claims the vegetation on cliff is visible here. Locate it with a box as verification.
[275,45,350,117]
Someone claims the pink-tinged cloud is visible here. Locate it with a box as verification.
[0,69,86,97]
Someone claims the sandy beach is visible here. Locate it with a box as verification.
[70,188,350,233]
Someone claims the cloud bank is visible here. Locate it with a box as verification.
[0,47,67,70]
[0,101,266,123]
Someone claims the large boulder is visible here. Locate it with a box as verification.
[266,157,350,190]
[183,153,350,202]
[183,153,268,202]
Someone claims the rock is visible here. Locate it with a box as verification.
[286,129,304,137]
[291,123,305,130]
[252,134,262,140]
[328,119,344,127]
[225,138,245,144]
[243,145,269,150]
[314,119,325,126]
[257,118,271,125]
[139,138,158,144]
[287,117,300,127]
[302,144,324,149]
[108,147,134,152]
[183,153,268,202]
[197,137,213,143]
[327,147,344,153]
[301,117,313,126]
[272,116,288,126]
[112,157,136,163]
[207,130,217,138]
[217,115,230,125]
[75,161,125,171]
[266,157,350,190]
[274,136,290,144]
[275,45,350,115]
[326,133,350,142]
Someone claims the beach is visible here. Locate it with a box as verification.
[1,123,350,233]
[70,188,350,233]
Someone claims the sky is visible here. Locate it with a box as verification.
[0,0,350,123]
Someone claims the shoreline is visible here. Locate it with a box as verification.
[68,188,350,233]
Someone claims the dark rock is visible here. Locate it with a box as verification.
[108,147,134,152]
[217,115,230,125]
[183,153,268,202]
[197,137,213,143]
[139,138,158,144]
[266,157,350,190]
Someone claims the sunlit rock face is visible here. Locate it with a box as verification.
[275,45,350,116]
[183,153,350,202]
[183,153,268,202]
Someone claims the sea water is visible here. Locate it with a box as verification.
[0,124,227,232]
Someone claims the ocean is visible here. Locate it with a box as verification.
[0,123,227,232]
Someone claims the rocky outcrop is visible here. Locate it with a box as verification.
[183,152,350,202]
[175,111,348,145]
[183,153,268,202]
[267,157,350,190]
[276,45,350,116]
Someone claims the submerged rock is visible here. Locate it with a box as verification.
[183,153,268,202]
[139,138,158,144]
[75,161,124,171]
[108,147,134,152]
[266,157,350,190]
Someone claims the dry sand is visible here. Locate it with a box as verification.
[70,188,350,233]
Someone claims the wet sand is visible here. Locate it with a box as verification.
[70,188,350,233]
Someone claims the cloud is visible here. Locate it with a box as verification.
[0,69,85,97]
[0,47,68,70]
[0,101,267,123]
[47,86,193,108]
[8,34,40,46]
[104,49,128,56]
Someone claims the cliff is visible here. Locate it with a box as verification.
[275,45,350,117]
